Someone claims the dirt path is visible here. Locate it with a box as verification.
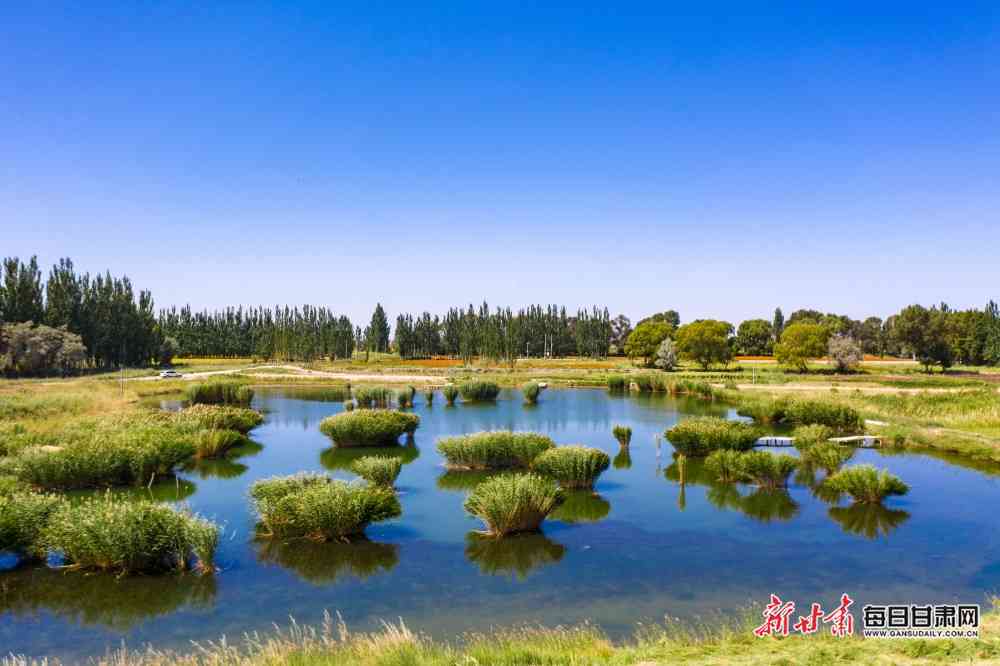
[722,383,984,395]
[136,364,446,384]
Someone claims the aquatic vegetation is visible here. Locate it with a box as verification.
[522,381,541,405]
[822,465,909,503]
[256,538,398,585]
[612,424,632,447]
[736,451,798,489]
[463,473,563,536]
[175,404,263,433]
[465,532,565,579]
[800,442,854,472]
[704,449,746,483]
[250,473,401,540]
[423,388,435,406]
[828,502,911,539]
[531,446,610,489]
[459,380,501,403]
[321,444,419,472]
[351,455,403,488]
[193,429,247,459]
[353,386,392,409]
[665,417,761,456]
[736,396,789,424]
[42,494,218,574]
[631,373,657,392]
[343,399,355,411]
[443,384,459,405]
[184,381,254,406]
[612,447,632,469]
[549,490,611,523]
[437,431,555,470]
[606,375,626,392]
[740,488,800,523]
[792,424,835,448]
[784,400,863,433]
[0,491,62,560]
[395,386,416,408]
[319,409,420,446]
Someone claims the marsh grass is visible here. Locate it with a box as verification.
[792,424,835,448]
[42,493,218,574]
[436,431,555,470]
[352,386,392,409]
[459,380,501,403]
[822,464,909,503]
[612,424,632,447]
[176,405,263,433]
[606,375,626,392]
[800,442,854,472]
[193,430,247,459]
[531,446,610,489]
[704,450,745,483]
[350,456,403,488]
[184,381,254,406]
[736,451,798,489]
[250,473,401,540]
[343,400,355,412]
[784,400,863,432]
[423,389,435,406]
[522,381,541,405]
[442,384,459,406]
[665,417,761,456]
[0,491,63,560]
[319,410,419,447]
[463,473,563,536]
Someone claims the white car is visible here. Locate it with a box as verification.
[159,370,182,379]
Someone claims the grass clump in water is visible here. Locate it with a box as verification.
[250,473,401,541]
[319,409,419,446]
[176,404,263,433]
[736,450,798,489]
[193,429,247,459]
[423,388,435,406]
[352,386,392,409]
[823,465,909,503]
[395,386,416,409]
[612,424,632,447]
[792,424,835,448]
[463,473,563,537]
[184,381,253,406]
[0,491,63,561]
[784,400,863,433]
[437,431,555,470]
[532,446,610,489]
[665,417,761,456]
[522,381,541,405]
[458,380,500,403]
[800,442,854,472]
[443,384,459,406]
[351,456,403,488]
[606,375,626,392]
[704,449,746,483]
[42,493,218,574]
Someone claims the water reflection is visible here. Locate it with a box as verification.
[0,568,216,631]
[436,470,500,492]
[828,503,911,539]
[465,532,565,579]
[321,443,420,472]
[612,447,632,470]
[550,491,610,523]
[255,538,399,585]
[665,455,799,523]
[184,441,263,480]
[740,489,799,523]
[66,478,197,503]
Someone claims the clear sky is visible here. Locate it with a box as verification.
[3,2,998,325]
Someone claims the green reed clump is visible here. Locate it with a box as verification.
[423,389,435,406]
[532,446,610,489]
[42,494,218,574]
[675,379,717,400]
[343,400,355,412]
[612,424,632,447]
[792,424,835,448]
[631,374,656,392]
[606,375,626,392]
[736,396,790,424]
[250,473,401,540]
[0,491,63,560]
[459,381,501,403]
[665,417,761,456]
[736,451,798,489]
[319,410,420,447]
[822,465,909,503]
[174,404,263,433]
[193,429,246,459]
[801,442,855,472]
[437,431,556,470]
[463,473,563,537]
[396,386,416,408]
[443,384,459,406]
[704,449,746,483]
[351,456,403,488]
[784,400,862,433]
[522,381,541,405]
[184,381,254,406]
[353,386,393,409]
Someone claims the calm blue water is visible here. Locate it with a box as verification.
[3,387,1000,660]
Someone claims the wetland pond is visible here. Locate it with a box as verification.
[4,387,1000,660]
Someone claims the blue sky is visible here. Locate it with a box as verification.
[2,2,998,325]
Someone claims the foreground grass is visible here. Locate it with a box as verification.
[14,606,999,665]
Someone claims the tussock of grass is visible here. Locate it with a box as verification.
[704,450,798,488]
[665,417,761,456]
[823,464,909,503]
[184,381,253,406]
[704,449,745,483]
[193,429,246,459]
[612,424,632,447]
[42,493,218,574]
[175,404,263,433]
[423,388,435,406]
[319,410,419,447]
[784,399,863,432]
[437,431,555,470]
[792,423,835,447]
[250,473,401,540]
[463,473,563,536]
[531,446,610,489]
[800,442,855,472]
[459,380,500,402]
[606,375,626,392]
[351,456,403,488]
[442,384,459,405]
[0,491,63,560]
[522,381,541,405]
[353,386,392,409]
